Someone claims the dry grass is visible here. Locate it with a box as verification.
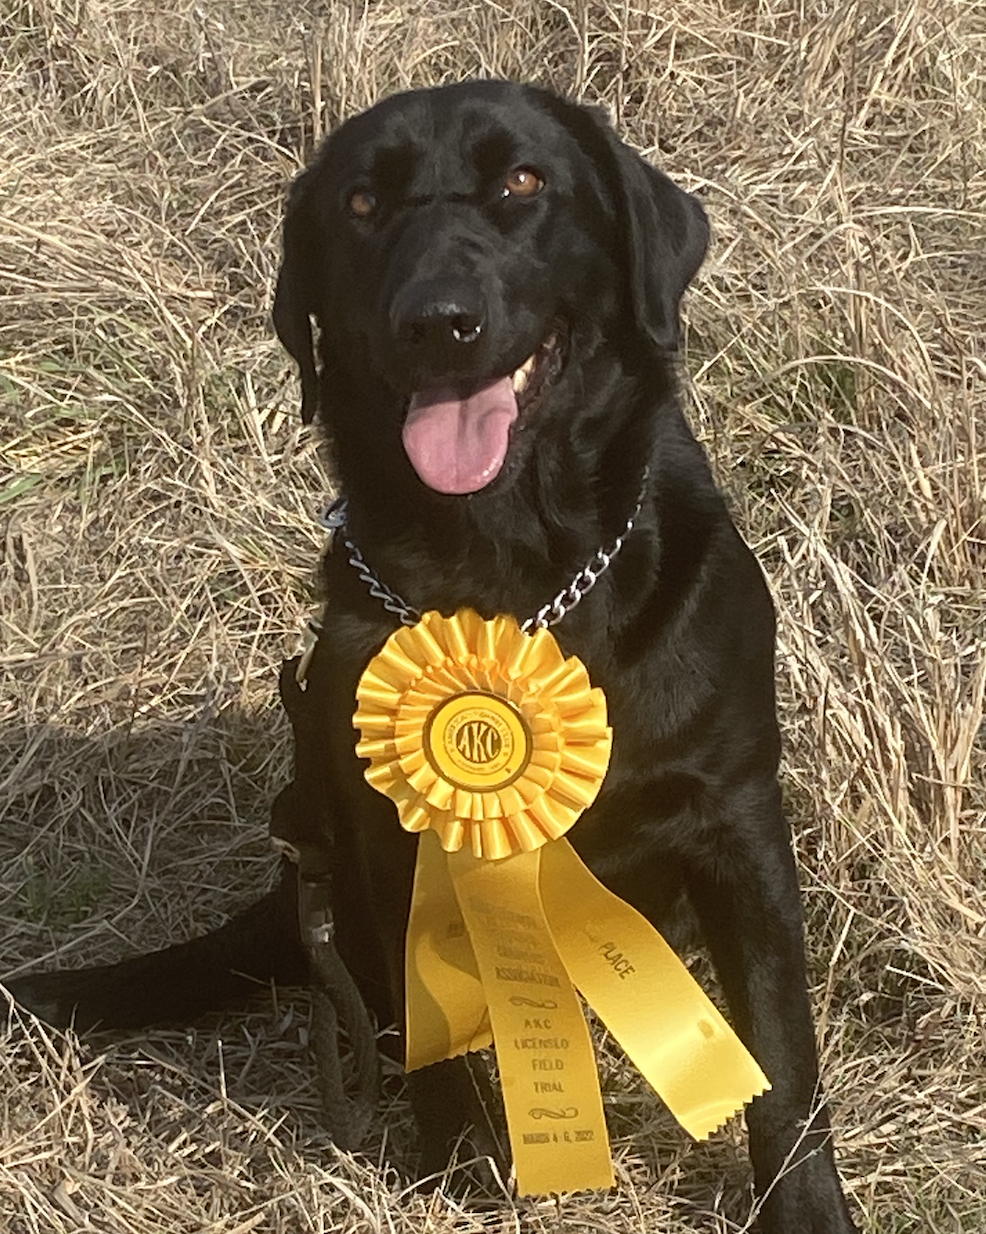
[1,1,984,1230]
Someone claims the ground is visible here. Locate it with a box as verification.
[2,2,984,1231]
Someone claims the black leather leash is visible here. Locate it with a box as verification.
[271,655,380,1150]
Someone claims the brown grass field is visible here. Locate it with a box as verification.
[2,1,984,1230]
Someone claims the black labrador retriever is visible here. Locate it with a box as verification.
[8,81,857,1232]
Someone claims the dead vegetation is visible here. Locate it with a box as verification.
[1,1,984,1231]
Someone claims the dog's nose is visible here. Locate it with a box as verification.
[392,281,486,358]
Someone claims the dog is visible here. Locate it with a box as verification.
[8,81,857,1232]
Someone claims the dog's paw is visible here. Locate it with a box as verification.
[754,1156,859,1234]
[406,1054,510,1198]
[416,1128,511,1203]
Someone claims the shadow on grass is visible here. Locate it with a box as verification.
[1,716,758,1227]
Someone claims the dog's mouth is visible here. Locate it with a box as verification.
[401,331,564,494]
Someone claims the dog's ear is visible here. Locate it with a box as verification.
[622,156,709,353]
[578,105,709,354]
[273,168,321,424]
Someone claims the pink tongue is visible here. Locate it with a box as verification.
[403,376,518,494]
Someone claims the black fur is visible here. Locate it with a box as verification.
[8,82,857,1232]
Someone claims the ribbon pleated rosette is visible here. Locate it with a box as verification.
[354,610,769,1196]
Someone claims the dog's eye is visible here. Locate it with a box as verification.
[502,167,545,198]
[348,189,378,218]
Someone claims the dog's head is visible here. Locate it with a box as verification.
[274,81,708,498]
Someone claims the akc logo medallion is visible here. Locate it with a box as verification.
[423,692,532,791]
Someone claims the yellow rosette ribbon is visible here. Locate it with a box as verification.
[354,610,769,1195]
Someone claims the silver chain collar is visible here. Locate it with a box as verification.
[318,468,649,632]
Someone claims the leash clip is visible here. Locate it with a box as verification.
[318,497,348,534]
[299,875,336,948]
[295,615,323,690]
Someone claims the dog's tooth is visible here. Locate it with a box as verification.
[512,352,538,393]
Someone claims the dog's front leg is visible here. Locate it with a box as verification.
[343,793,508,1189]
[684,808,858,1234]
[406,1054,507,1189]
